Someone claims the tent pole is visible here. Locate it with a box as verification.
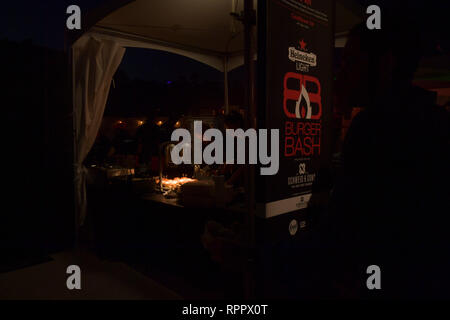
[224,56,230,114]
[243,0,256,300]
[70,47,80,253]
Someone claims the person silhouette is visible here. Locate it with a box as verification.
[318,17,450,299]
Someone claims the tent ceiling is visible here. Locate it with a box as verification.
[96,0,249,56]
[94,0,363,56]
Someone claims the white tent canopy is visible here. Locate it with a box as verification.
[75,0,363,68]
[71,0,363,226]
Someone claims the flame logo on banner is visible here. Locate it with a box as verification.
[283,72,321,119]
[295,84,311,119]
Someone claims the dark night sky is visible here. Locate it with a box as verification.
[119,48,226,83]
[0,0,229,83]
[1,0,448,82]
[0,1,104,49]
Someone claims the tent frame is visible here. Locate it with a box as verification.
[68,0,362,298]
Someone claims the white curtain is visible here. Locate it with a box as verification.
[73,35,126,226]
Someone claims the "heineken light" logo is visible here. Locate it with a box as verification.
[288,47,317,66]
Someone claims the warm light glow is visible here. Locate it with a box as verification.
[137,120,144,126]
[117,120,123,124]
[174,121,181,128]
[158,177,197,188]
[156,120,163,126]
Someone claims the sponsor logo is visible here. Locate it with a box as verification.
[283,72,322,120]
[288,47,317,66]
[298,162,306,175]
[288,39,317,72]
[289,219,298,235]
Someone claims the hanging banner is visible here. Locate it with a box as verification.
[257,0,333,218]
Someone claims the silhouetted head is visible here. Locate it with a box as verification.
[224,111,244,130]
[336,16,423,111]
